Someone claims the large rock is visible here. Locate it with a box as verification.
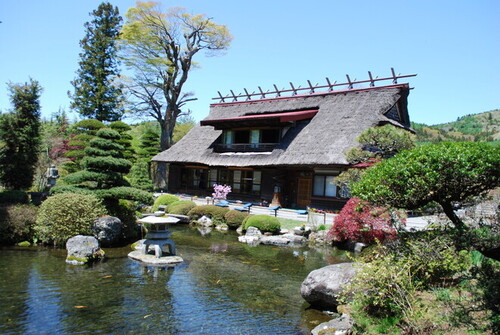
[301,262,359,310]
[260,234,307,246]
[311,313,355,335]
[92,216,122,247]
[238,226,262,245]
[197,215,213,227]
[66,235,104,265]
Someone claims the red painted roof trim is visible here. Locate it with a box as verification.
[210,83,411,107]
[200,109,318,125]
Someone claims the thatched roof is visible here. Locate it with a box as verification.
[153,84,411,167]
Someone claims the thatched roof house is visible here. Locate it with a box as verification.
[153,76,413,210]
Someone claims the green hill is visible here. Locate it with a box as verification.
[411,109,499,145]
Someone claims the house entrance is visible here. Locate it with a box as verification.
[296,178,312,208]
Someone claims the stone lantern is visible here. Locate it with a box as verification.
[128,216,183,265]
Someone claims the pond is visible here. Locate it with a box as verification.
[0,225,350,334]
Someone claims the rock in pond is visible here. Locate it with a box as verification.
[197,215,213,227]
[260,233,307,246]
[238,226,262,245]
[92,216,122,247]
[66,235,104,265]
[301,262,359,310]
[311,313,355,335]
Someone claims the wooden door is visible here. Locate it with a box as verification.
[297,178,312,208]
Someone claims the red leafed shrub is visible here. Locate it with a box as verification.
[327,197,405,244]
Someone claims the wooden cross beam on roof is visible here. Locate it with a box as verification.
[212,68,416,103]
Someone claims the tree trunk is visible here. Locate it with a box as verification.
[440,201,467,232]
[154,120,174,190]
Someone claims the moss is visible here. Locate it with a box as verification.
[17,241,31,247]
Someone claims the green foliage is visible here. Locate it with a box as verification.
[353,142,500,230]
[127,159,153,190]
[0,204,38,245]
[152,194,180,211]
[82,156,132,174]
[166,200,196,215]
[0,79,42,190]
[346,124,415,164]
[72,119,105,134]
[342,232,472,332]
[97,187,153,204]
[411,109,500,144]
[224,209,249,229]
[0,190,29,204]
[34,193,106,245]
[120,3,232,149]
[337,125,415,191]
[187,205,229,221]
[104,199,139,242]
[69,2,124,122]
[243,215,280,234]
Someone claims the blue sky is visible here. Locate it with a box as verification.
[0,0,498,125]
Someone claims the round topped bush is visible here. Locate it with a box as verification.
[167,200,196,215]
[34,193,106,246]
[152,194,180,211]
[187,205,229,221]
[224,210,249,229]
[243,215,280,234]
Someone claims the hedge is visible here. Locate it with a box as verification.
[167,200,197,215]
[187,205,229,221]
[243,215,280,234]
[224,210,249,229]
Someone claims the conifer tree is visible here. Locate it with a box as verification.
[0,79,42,190]
[69,2,124,122]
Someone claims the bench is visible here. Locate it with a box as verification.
[215,200,229,207]
[269,205,281,217]
[235,203,253,213]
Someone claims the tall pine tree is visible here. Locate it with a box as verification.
[0,79,42,190]
[69,2,123,122]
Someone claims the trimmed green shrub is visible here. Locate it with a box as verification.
[243,215,280,234]
[152,194,180,211]
[187,205,229,221]
[0,204,38,245]
[0,190,29,204]
[97,187,153,205]
[224,210,249,229]
[167,200,196,215]
[34,193,106,246]
[104,199,139,242]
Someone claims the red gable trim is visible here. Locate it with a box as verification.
[200,109,318,126]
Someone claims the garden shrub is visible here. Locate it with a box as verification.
[104,199,139,242]
[0,190,29,204]
[224,210,249,229]
[34,193,106,246]
[243,215,280,234]
[341,231,474,333]
[0,204,38,245]
[152,194,180,211]
[327,197,404,245]
[166,200,196,215]
[187,205,229,221]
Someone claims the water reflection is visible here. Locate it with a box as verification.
[0,227,350,334]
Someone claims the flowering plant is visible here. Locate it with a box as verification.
[212,184,231,200]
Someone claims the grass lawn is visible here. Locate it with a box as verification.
[277,217,332,231]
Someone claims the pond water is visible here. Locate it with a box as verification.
[0,226,350,335]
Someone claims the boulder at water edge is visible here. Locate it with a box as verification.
[311,313,355,335]
[66,235,105,265]
[301,262,359,310]
[92,216,122,247]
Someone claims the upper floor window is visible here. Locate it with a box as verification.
[218,128,281,152]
